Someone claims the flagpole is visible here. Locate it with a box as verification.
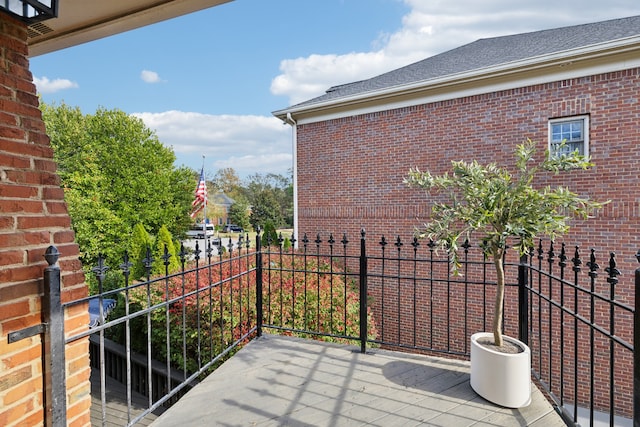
[202,155,207,235]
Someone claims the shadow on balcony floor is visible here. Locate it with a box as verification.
[150,333,565,427]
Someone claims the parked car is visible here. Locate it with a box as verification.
[186,224,214,239]
[224,224,244,233]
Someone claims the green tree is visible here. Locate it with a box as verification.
[261,221,280,246]
[249,190,283,230]
[228,200,251,231]
[130,223,153,280]
[154,225,180,275]
[211,168,242,199]
[404,139,606,347]
[244,172,293,227]
[41,101,194,266]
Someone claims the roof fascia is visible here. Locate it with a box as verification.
[274,36,640,125]
[28,0,232,57]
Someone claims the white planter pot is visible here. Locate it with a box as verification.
[470,332,531,408]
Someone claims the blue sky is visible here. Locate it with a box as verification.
[30,0,640,180]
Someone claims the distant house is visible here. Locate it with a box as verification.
[274,15,640,275]
[209,192,235,227]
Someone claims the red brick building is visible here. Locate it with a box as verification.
[274,17,640,419]
[274,14,640,290]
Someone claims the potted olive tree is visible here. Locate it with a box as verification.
[404,139,605,407]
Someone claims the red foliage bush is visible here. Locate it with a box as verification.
[129,249,378,373]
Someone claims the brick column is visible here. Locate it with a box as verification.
[0,13,91,427]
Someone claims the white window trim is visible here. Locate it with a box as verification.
[548,115,590,157]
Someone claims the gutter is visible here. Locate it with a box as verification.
[283,112,298,247]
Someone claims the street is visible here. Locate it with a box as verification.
[180,236,244,258]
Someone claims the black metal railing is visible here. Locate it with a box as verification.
[260,232,512,357]
[29,230,640,426]
[65,236,258,426]
[260,232,638,427]
[524,243,636,427]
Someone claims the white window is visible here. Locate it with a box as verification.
[548,115,589,157]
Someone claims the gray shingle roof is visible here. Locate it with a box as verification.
[288,15,640,109]
[211,193,235,206]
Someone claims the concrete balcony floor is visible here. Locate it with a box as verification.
[150,333,565,427]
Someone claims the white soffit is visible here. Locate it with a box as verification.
[27,0,233,57]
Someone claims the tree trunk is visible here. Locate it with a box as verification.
[492,248,505,347]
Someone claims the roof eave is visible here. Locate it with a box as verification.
[273,35,640,123]
[28,0,233,57]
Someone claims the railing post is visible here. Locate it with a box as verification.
[256,229,263,337]
[359,229,368,353]
[518,253,529,346]
[634,249,640,427]
[43,246,67,427]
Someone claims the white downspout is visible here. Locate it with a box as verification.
[285,112,298,248]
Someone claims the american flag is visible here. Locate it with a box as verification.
[190,168,207,218]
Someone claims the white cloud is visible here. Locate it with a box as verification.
[133,0,640,178]
[271,51,396,105]
[33,76,78,94]
[133,111,292,178]
[271,0,640,105]
[140,70,164,83]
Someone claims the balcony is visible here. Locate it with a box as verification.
[41,231,636,426]
[149,333,563,426]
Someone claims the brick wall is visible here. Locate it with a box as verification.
[0,13,90,427]
[296,69,640,415]
[296,69,640,278]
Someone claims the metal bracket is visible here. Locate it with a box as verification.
[8,323,47,343]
